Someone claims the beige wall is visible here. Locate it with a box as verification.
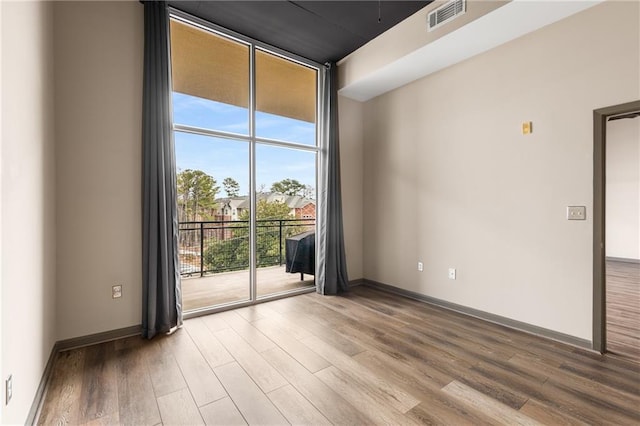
[606,117,640,260]
[1,1,56,423]
[339,96,364,280]
[54,1,144,339]
[361,0,639,340]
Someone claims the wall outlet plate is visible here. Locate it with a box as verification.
[112,285,123,299]
[417,262,424,272]
[567,206,586,220]
[448,268,456,280]
[6,375,12,405]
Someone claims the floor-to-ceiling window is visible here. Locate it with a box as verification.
[170,14,319,313]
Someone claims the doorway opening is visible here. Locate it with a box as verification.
[593,100,640,361]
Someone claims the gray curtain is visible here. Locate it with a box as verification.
[142,0,182,339]
[317,62,350,295]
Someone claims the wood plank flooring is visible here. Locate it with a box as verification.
[38,286,640,425]
[606,260,640,361]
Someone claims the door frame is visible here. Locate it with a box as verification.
[592,99,640,353]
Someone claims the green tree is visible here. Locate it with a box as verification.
[204,199,307,272]
[239,199,291,221]
[238,200,293,265]
[222,177,240,198]
[177,169,220,222]
[204,236,248,272]
[270,179,306,197]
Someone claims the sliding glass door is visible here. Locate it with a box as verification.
[170,15,319,313]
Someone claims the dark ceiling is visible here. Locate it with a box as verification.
[167,1,432,64]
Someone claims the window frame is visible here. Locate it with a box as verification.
[170,9,324,311]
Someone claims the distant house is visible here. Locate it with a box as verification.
[286,195,316,219]
[214,192,316,221]
[214,197,248,221]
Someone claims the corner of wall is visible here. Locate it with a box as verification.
[338,95,365,280]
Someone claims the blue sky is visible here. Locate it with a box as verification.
[173,92,316,197]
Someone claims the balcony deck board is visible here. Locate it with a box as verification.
[182,265,315,311]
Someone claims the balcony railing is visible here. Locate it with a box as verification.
[178,218,315,277]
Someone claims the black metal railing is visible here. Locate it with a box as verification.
[178,218,315,277]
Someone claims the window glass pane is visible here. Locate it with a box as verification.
[173,93,249,133]
[256,144,316,198]
[171,19,249,134]
[255,110,316,145]
[175,131,250,310]
[256,49,317,145]
[255,144,316,298]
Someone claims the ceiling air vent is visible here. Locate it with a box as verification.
[427,0,466,32]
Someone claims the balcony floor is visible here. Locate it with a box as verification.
[182,265,315,311]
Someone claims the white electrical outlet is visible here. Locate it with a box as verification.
[112,285,122,299]
[448,268,456,280]
[6,375,12,405]
[417,262,424,272]
[567,206,586,220]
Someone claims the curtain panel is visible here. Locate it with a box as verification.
[317,62,350,295]
[142,0,182,339]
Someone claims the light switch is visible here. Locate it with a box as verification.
[522,121,533,135]
[567,206,586,220]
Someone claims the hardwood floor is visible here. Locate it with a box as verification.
[606,260,640,361]
[38,286,640,425]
